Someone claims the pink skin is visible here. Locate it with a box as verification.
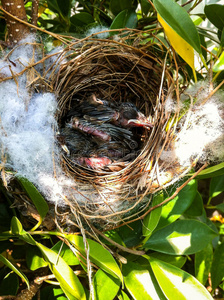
[77,157,112,169]
[72,118,111,142]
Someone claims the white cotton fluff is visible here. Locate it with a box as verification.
[86,26,110,39]
[162,81,224,167]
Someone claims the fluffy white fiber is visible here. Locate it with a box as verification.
[162,81,224,167]
[0,36,223,213]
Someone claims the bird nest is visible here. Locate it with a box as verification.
[50,32,189,227]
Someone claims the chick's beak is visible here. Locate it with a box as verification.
[127,118,153,129]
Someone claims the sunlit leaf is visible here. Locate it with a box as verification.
[67,235,122,282]
[150,258,213,299]
[211,242,224,290]
[0,254,29,288]
[148,252,187,269]
[157,180,197,229]
[10,217,36,245]
[157,14,195,69]
[196,162,224,179]
[93,269,120,300]
[195,243,213,285]
[153,0,201,53]
[142,193,163,238]
[209,174,224,200]
[123,261,167,300]
[52,241,80,266]
[17,177,49,221]
[213,51,224,72]
[26,246,48,271]
[37,243,86,300]
[144,220,217,255]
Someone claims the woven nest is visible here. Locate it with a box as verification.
[49,31,190,227]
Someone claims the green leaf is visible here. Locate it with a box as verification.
[195,243,213,285]
[57,0,71,17]
[70,13,95,27]
[140,0,152,16]
[153,0,201,54]
[123,261,167,300]
[148,252,187,269]
[213,51,224,72]
[184,192,203,217]
[150,258,213,299]
[39,286,67,300]
[157,180,197,228]
[216,203,224,213]
[110,0,134,16]
[10,216,23,235]
[26,246,48,271]
[17,177,49,222]
[211,242,224,290]
[10,217,36,245]
[204,4,224,30]
[93,269,120,300]
[66,235,122,282]
[52,241,79,266]
[195,162,224,179]
[0,254,29,288]
[209,174,224,199]
[118,290,131,300]
[110,9,138,31]
[0,272,19,296]
[142,193,163,237]
[144,220,217,255]
[37,243,86,300]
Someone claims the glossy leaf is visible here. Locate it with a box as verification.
[110,0,134,16]
[157,180,197,228]
[0,254,29,288]
[157,14,194,69]
[204,4,224,30]
[144,220,217,255]
[26,246,48,271]
[211,242,224,290]
[150,258,213,299]
[213,51,224,72]
[196,162,224,179]
[17,177,49,221]
[123,261,167,300]
[110,9,138,31]
[70,13,95,27]
[209,174,224,199]
[153,0,201,54]
[39,286,67,300]
[118,290,131,300]
[195,243,213,285]
[93,269,120,300]
[10,217,36,245]
[184,192,203,217]
[142,193,163,237]
[149,252,186,269]
[66,234,122,282]
[37,243,86,300]
[52,241,79,266]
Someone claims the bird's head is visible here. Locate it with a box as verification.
[118,103,153,129]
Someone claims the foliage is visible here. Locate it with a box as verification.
[0,0,223,299]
